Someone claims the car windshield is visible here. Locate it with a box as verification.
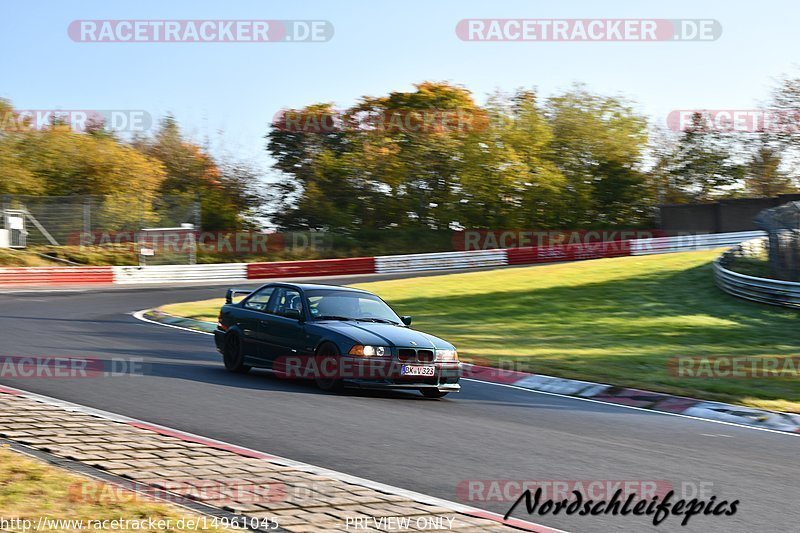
[305,289,402,324]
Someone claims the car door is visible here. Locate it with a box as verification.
[238,286,277,364]
[261,287,308,369]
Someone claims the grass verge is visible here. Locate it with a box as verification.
[159,250,800,413]
[0,446,233,532]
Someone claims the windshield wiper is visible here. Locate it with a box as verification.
[356,317,400,325]
[315,315,353,321]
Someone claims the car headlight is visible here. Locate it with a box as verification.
[436,349,458,361]
[348,345,387,357]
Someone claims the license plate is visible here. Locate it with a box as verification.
[401,365,435,376]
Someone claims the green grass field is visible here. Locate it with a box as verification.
[160,250,800,412]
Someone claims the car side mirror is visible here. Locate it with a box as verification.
[284,309,303,321]
[401,315,412,326]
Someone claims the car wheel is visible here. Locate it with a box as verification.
[420,389,449,399]
[314,342,343,392]
[223,334,251,374]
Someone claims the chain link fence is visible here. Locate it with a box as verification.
[754,201,800,281]
[0,195,201,264]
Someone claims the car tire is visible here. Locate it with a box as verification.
[223,333,251,374]
[314,342,343,392]
[420,389,449,399]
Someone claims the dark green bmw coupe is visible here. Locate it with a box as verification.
[214,283,461,398]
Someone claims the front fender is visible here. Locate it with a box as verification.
[314,335,358,356]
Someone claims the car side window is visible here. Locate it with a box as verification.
[269,288,304,319]
[243,287,275,312]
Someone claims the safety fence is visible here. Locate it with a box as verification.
[0,230,764,286]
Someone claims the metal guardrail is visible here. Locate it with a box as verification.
[0,266,113,284]
[714,238,800,309]
[0,229,772,285]
[374,249,507,273]
[507,241,631,265]
[714,261,800,308]
[112,263,247,284]
[248,257,375,279]
[630,231,766,255]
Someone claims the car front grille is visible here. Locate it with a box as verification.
[418,349,434,362]
[397,348,435,363]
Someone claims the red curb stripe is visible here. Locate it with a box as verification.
[0,385,23,396]
[247,257,375,279]
[466,364,800,433]
[462,364,532,384]
[127,422,278,460]
[650,397,702,413]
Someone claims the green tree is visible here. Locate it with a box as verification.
[546,85,649,225]
[667,112,743,202]
[136,116,259,230]
[743,134,793,196]
[457,89,565,228]
[267,103,354,230]
[266,82,654,236]
[268,83,485,232]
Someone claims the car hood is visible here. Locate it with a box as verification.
[320,322,454,350]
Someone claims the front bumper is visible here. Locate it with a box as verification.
[341,359,461,392]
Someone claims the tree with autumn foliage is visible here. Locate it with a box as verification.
[0,101,261,232]
[133,116,261,230]
[0,100,167,228]
[266,82,652,233]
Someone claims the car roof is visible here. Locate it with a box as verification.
[264,282,372,294]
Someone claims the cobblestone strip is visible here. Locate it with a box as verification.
[0,392,548,532]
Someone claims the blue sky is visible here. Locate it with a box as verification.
[1,0,798,174]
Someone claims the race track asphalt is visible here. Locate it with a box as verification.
[0,274,796,533]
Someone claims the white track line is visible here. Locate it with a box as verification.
[461,379,798,438]
[132,309,214,335]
